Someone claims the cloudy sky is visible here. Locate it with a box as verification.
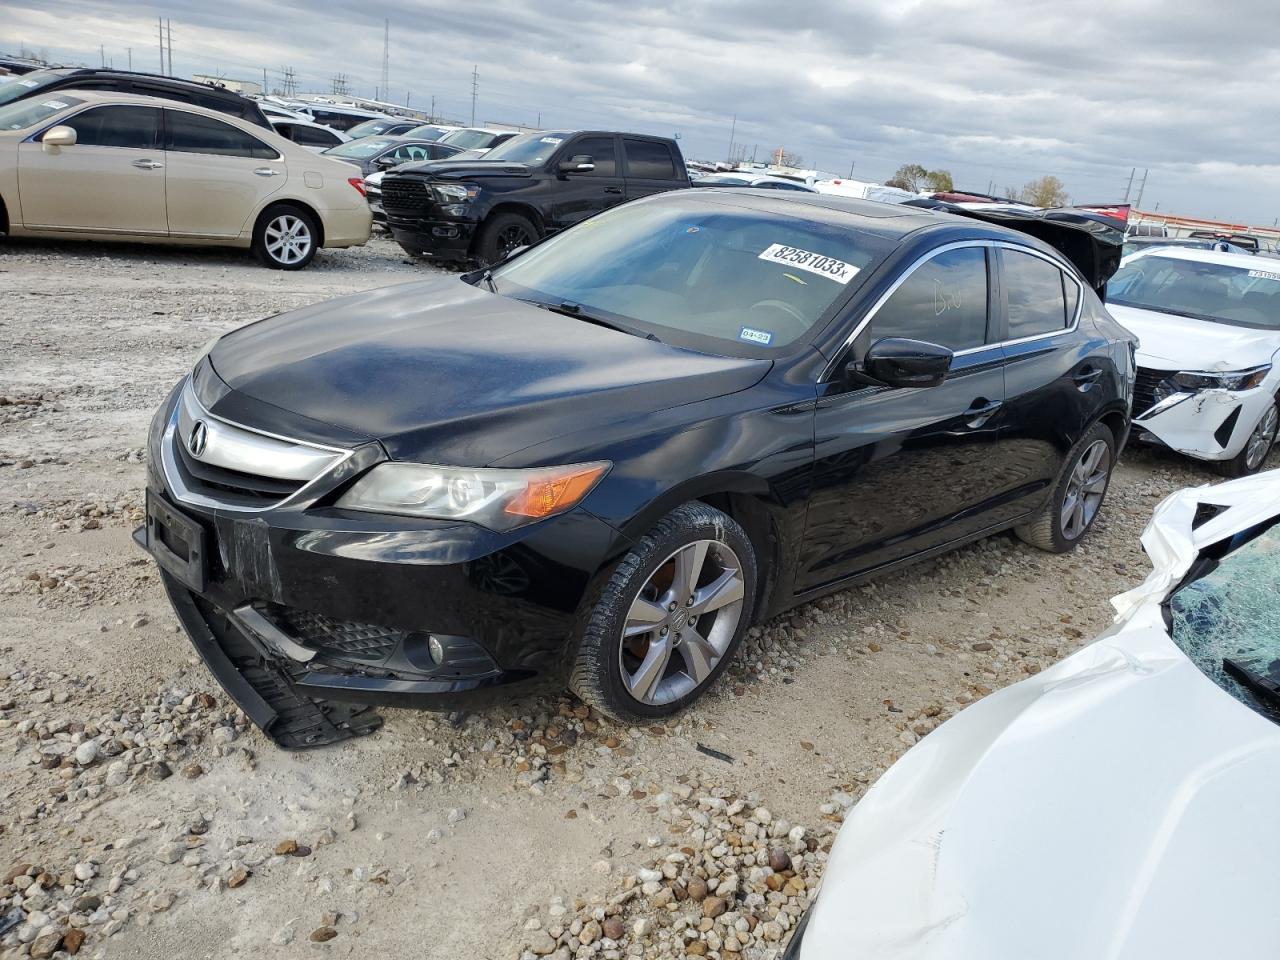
[6,0,1279,222]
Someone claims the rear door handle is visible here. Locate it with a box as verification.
[132,159,164,170]
[1074,366,1104,387]
[253,167,281,177]
[604,185,623,194]
[964,398,1003,428]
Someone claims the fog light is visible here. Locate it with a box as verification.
[428,634,446,665]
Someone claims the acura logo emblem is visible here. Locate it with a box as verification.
[188,420,209,458]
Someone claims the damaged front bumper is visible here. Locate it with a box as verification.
[1132,374,1273,461]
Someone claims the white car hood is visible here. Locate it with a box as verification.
[1108,303,1279,370]
[803,471,1280,960]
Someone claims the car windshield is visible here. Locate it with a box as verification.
[0,94,82,131]
[404,125,452,141]
[480,132,568,164]
[345,119,398,139]
[0,68,61,107]
[1107,255,1280,328]
[492,193,891,355]
[322,137,394,158]
[441,129,500,150]
[1169,517,1280,726]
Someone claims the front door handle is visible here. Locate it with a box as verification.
[253,167,281,177]
[132,159,164,170]
[604,185,623,194]
[964,398,1003,428]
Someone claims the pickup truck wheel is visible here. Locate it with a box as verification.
[570,503,756,723]
[475,212,536,266]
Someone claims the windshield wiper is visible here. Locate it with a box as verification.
[1224,657,1280,710]
[478,267,498,293]
[520,298,660,341]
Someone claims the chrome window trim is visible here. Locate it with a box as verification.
[820,238,1084,380]
[160,379,352,513]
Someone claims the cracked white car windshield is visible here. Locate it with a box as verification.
[1169,519,1280,724]
[1108,255,1280,329]
[491,196,890,353]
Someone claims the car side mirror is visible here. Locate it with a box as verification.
[42,125,77,152]
[848,337,953,389]
[375,156,399,169]
[558,155,595,174]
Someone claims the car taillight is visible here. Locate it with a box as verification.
[348,177,366,197]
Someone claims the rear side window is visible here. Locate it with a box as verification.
[624,139,675,179]
[294,125,339,147]
[63,105,161,149]
[1003,249,1069,338]
[872,246,989,352]
[569,136,617,177]
[165,111,278,159]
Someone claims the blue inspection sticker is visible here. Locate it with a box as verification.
[739,326,773,345]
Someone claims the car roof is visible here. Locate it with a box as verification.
[46,67,247,97]
[33,89,271,126]
[1124,246,1264,269]
[688,187,967,236]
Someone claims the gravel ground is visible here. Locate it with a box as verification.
[0,234,1243,960]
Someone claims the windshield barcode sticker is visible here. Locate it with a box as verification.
[1248,269,1280,282]
[758,243,859,283]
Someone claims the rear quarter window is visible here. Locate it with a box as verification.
[624,139,676,180]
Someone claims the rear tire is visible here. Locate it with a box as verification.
[570,503,757,723]
[1016,421,1116,553]
[1213,399,1279,478]
[252,204,319,270]
[474,211,536,266]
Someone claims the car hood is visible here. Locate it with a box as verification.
[207,277,769,465]
[1108,303,1280,370]
[801,473,1280,960]
[387,158,532,179]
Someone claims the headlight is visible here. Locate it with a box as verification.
[430,182,477,203]
[1171,365,1270,392]
[334,461,609,530]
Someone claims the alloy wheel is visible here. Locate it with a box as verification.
[497,224,532,256]
[1245,404,1279,471]
[618,540,745,706]
[1060,439,1111,541]
[264,214,313,266]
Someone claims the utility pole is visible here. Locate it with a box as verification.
[166,20,173,76]
[470,65,479,126]
[429,94,435,119]
[849,159,856,178]
[1134,168,1149,210]
[1123,167,1135,202]
[727,114,736,162]
[158,18,165,73]
[127,47,132,71]
[263,67,268,94]
[380,19,390,104]
[100,44,105,68]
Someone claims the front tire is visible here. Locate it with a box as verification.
[570,503,757,723]
[1214,399,1279,478]
[474,211,536,266]
[1016,421,1115,553]
[252,204,319,270]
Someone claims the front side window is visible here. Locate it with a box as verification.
[493,193,891,355]
[295,126,339,147]
[624,139,676,179]
[871,246,989,351]
[565,136,617,176]
[1108,255,1280,329]
[62,105,161,149]
[166,111,276,159]
[1169,518,1280,726]
[1003,249,1070,339]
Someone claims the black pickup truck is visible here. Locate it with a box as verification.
[380,129,689,264]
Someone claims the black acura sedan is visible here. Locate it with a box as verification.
[139,191,1134,747]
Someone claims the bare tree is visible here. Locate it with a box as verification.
[779,150,805,168]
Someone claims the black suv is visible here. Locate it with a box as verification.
[0,68,270,128]
[380,129,689,263]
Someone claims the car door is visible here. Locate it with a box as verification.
[796,243,1011,592]
[622,137,680,201]
[994,244,1106,517]
[16,103,167,234]
[163,108,284,238]
[546,134,625,229]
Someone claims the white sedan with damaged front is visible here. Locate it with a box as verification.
[1106,248,1280,476]
[785,470,1280,960]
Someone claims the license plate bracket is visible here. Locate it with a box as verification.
[145,490,208,593]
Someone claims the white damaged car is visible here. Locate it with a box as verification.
[786,471,1280,960]
[1106,248,1280,476]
